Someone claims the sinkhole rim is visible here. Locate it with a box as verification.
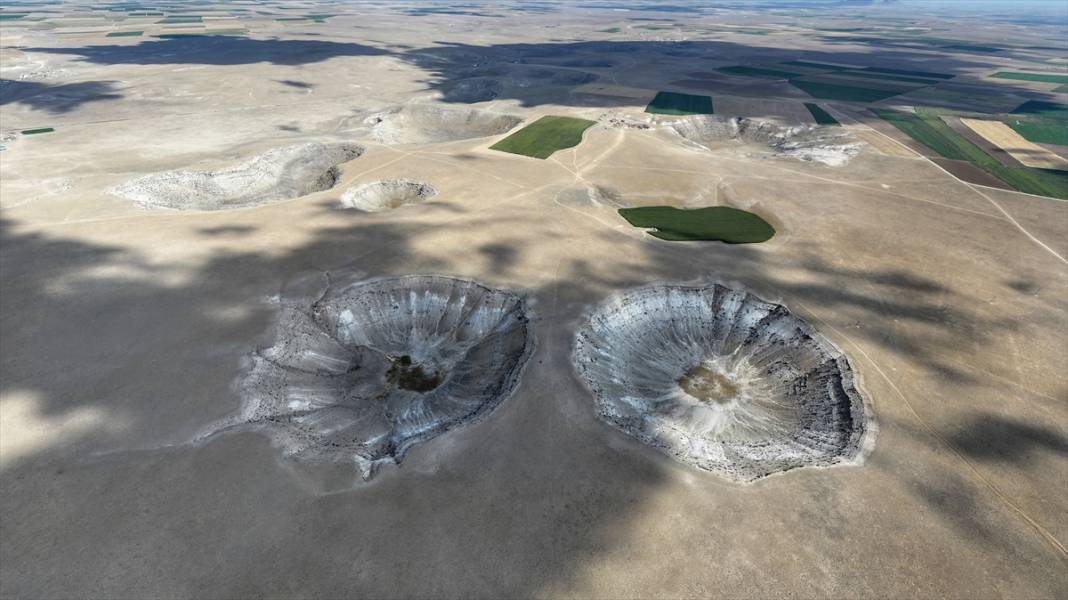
[214,273,536,481]
[571,281,874,483]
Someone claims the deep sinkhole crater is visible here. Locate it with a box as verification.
[221,275,534,479]
[573,283,871,482]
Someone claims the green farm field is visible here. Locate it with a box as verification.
[992,72,1068,84]
[489,116,596,159]
[618,206,775,243]
[805,103,840,125]
[1006,120,1068,146]
[645,91,714,115]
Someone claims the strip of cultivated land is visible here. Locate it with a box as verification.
[717,61,952,103]
[960,118,1068,170]
[489,115,596,159]
[874,108,1068,199]
[991,71,1068,84]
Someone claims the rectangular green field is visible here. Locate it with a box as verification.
[106,30,143,36]
[1011,100,1068,119]
[863,67,953,80]
[158,15,202,24]
[801,73,925,92]
[789,79,903,103]
[1006,120,1068,146]
[718,65,795,79]
[489,116,595,159]
[781,60,845,71]
[874,108,1068,199]
[645,91,714,115]
[21,128,54,135]
[804,103,840,125]
[838,70,943,85]
[992,72,1068,84]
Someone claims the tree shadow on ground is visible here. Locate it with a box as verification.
[0,79,122,114]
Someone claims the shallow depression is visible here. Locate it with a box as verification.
[339,179,437,212]
[573,283,870,482]
[112,142,364,210]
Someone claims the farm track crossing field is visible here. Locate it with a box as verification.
[489,116,595,159]
[992,72,1068,84]
[645,91,714,115]
[618,206,775,243]
[874,108,1068,199]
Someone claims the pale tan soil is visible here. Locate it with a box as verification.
[962,118,1068,171]
[1,5,1066,599]
[851,129,920,157]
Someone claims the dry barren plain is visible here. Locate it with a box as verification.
[1,1,1067,598]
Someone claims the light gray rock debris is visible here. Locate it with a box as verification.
[573,283,870,482]
[210,275,534,480]
[112,142,364,210]
[339,179,437,212]
[669,115,862,166]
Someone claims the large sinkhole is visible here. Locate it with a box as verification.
[573,283,870,482]
[225,275,533,479]
[113,142,364,210]
[670,116,861,166]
